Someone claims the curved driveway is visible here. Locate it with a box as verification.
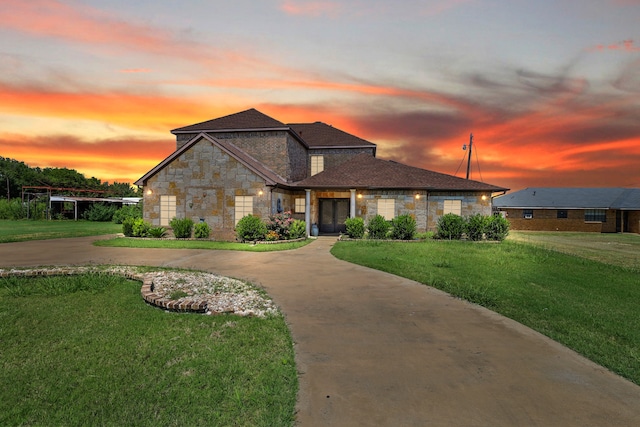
[2,236,640,426]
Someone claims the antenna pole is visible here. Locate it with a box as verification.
[466,133,473,180]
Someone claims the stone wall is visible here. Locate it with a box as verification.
[143,137,271,241]
[309,148,375,175]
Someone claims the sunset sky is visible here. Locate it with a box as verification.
[1,0,639,191]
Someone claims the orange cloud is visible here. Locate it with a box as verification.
[590,39,640,52]
[279,1,342,17]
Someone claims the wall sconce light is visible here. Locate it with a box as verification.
[357,194,363,199]
[258,190,264,196]
[415,193,421,200]
[146,189,152,195]
[481,195,487,201]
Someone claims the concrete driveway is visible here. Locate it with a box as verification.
[2,236,640,426]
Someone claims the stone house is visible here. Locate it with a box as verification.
[135,109,509,240]
[493,187,640,233]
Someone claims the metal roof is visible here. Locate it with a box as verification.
[493,188,640,210]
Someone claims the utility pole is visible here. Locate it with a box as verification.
[463,133,473,180]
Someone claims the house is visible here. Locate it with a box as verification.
[493,187,640,233]
[135,109,508,240]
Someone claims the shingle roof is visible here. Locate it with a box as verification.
[171,108,287,133]
[493,187,640,209]
[293,153,508,192]
[288,122,376,149]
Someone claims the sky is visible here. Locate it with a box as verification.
[1,0,639,191]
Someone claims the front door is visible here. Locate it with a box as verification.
[319,199,349,234]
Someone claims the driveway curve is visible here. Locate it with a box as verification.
[2,236,640,426]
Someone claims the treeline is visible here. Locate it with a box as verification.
[0,156,140,199]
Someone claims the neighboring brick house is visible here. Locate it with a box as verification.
[135,109,508,240]
[493,187,640,233]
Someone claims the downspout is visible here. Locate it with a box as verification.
[305,189,311,237]
[350,189,356,219]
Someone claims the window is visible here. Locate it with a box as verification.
[523,209,533,219]
[295,197,306,213]
[377,199,395,220]
[311,155,324,176]
[557,210,568,219]
[160,195,176,226]
[443,199,462,216]
[584,209,606,222]
[234,196,253,225]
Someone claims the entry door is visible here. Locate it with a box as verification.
[319,199,349,234]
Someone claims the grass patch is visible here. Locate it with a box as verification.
[331,238,640,385]
[94,237,313,252]
[0,273,297,426]
[0,220,121,243]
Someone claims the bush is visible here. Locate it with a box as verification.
[148,226,167,238]
[82,203,117,222]
[132,218,151,237]
[267,212,294,240]
[236,215,267,242]
[485,214,510,241]
[390,214,416,240]
[436,213,465,240]
[0,199,25,220]
[466,214,488,241]
[112,204,142,224]
[345,217,365,239]
[122,217,135,237]
[194,221,211,239]
[367,214,391,239]
[289,219,306,239]
[170,217,194,239]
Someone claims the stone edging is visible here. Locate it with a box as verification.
[0,268,208,314]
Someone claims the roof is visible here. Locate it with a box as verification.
[172,109,376,150]
[493,187,640,209]
[294,153,508,192]
[135,133,287,187]
[288,122,376,149]
[171,108,287,133]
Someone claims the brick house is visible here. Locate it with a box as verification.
[493,187,640,233]
[135,109,508,240]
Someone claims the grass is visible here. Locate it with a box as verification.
[331,236,640,385]
[94,237,313,251]
[0,219,121,243]
[0,272,297,426]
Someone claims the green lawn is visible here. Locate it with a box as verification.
[0,220,121,243]
[331,237,640,385]
[0,273,297,426]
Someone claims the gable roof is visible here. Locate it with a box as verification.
[493,187,640,210]
[135,133,287,187]
[171,108,287,134]
[288,122,376,150]
[294,153,508,192]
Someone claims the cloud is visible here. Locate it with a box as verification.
[589,39,640,52]
[0,132,175,183]
[279,0,342,17]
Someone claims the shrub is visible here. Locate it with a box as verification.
[194,221,211,239]
[132,218,151,237]
[170,217,194,239]
[390,214,416,240]
[466,213,488,241]
[82,203,117,222]
[289,219,306,239]
[236,215,267,242]
[436,213,465,240]
[122,217,135,237]
[148,226,167,238]
[112,204,142,224]
[267,212,295,240]
[485,214,510,241]
[0,199,25,220]
[345,217,365,239]
[367,214,391,239]
[265,230,280,241]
